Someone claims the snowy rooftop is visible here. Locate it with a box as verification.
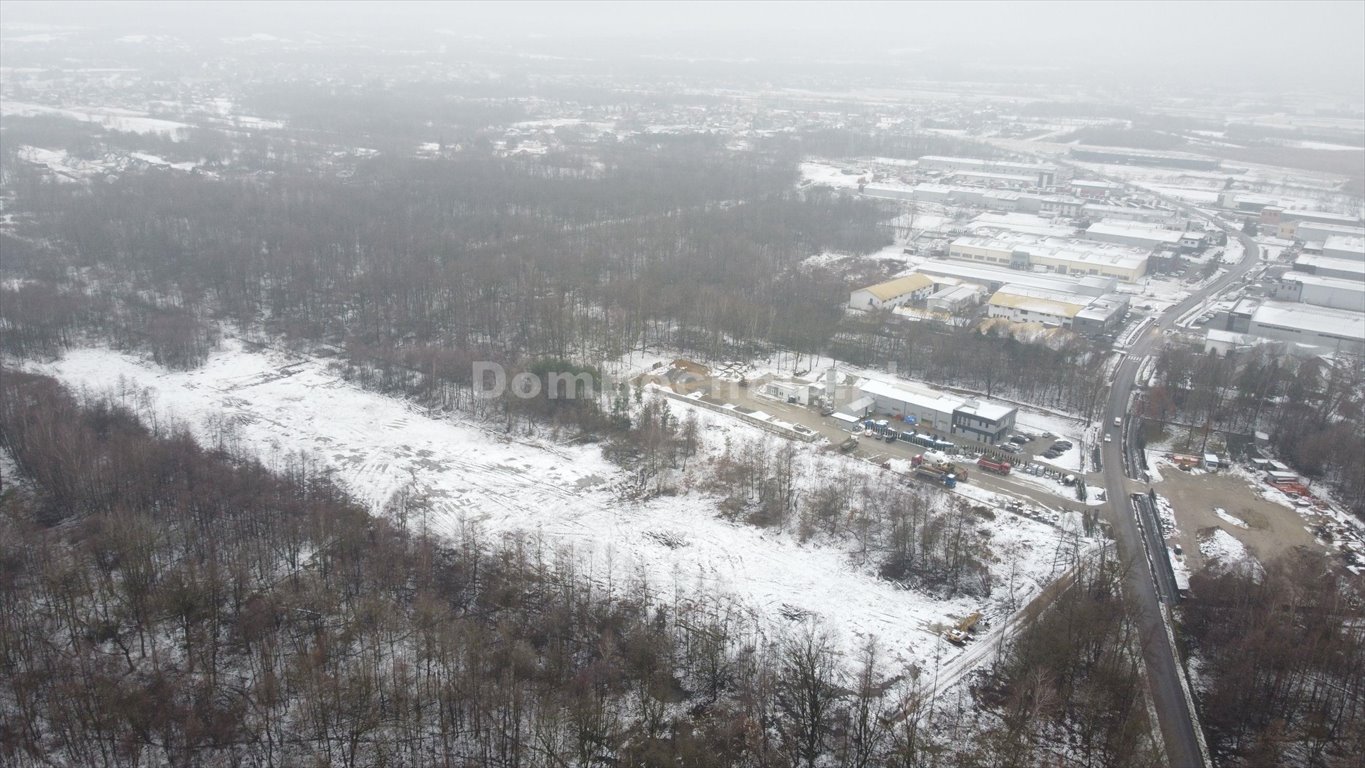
[1323,235,1365,256]
[928,284,981,301]
[953,230,1150,272]
[1253,300,1365,340]
[861,183,917,201]
[1279,270,1365,297]
[1295,221,1365,238]
[859,273,936,300]
[969,212,1077,239]
[990,284,1090,317]
[955,398,1016,422]
[1285,209,1364,226]
[858,378,963,415]
[1086,220,1184,245]
[919,155,1057,173]
[1083,202,1171,216]
[1296,254,1365,278]
[950,170,1036,184]
[914,259,1114,295]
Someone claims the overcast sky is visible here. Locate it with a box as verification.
[5,1,1364,96]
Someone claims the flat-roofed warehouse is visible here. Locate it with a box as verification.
[1222,298,1365,356]
[967,212,1079,239]
[1269,271,1365,312]
[1082,202,1180,226]
[1069,145,1221,171]
[988,285,1089,328]
[916,155,1065,187]
[1295,254,1365,282]
[949,232,1150,282]
[855,378,1017,444]
[912,259,1117,296]
[1085,220,1186,250]
[1279,220,1365,244]
[1323,235,1365,262]
[848,273,936,311]
[948,170,1037,190]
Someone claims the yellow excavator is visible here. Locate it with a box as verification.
[945,611,982,645]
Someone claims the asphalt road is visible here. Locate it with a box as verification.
[1099,221,1262,768]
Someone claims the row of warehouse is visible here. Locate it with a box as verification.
[866,182,1180,227]
[753,365,1020,447]
[849,259,1130,335]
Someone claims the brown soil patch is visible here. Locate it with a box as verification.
[1154,466,1324,571]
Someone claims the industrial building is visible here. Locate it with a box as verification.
[848,273,936,311]
[948,170,1037,190]
[917,156,1064,188]
[926,284,983,314]
[1294,254,1365,282]
[987,285,1090,327]
[1269,271,1365,311]
[967,212,1079,239]
[1023,239,1150,281]
[987,285,1129,334]
[1277,220,1365,244]
[1081,202,1181,226]
[912,259,1117,296]
[860,183,917,202]
[1323,235,1365,261]
[853,378,1017,444]
[1262,207,1364,228]
[1074,295,1131,335]
[948,230,1151,282]
[1032,195,1086,218]
[1069,179,1124,198]
[1069,145,1221,171]
[1218,298,1365,357]
[1085,220,1186,250]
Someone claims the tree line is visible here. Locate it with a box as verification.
[1183,553,1365,767]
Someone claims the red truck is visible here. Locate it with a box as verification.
[977,457,1012,475]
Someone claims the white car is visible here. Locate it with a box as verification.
[1104,433,1113,443]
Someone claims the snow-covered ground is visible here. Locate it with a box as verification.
[1,100,190,137]
[1199,528,1263,578]
[31,340,1085,676]
[1214,508,1249,530]
[800,160,867,190]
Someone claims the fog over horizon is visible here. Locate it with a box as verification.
[4,0,1364,98]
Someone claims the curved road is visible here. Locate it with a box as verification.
[1100,215,1262,768]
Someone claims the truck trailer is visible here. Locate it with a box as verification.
[977,457,1012,475]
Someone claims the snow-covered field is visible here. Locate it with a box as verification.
[31,340,1084,676]
[1,100,190,137]
[800,160,867,190]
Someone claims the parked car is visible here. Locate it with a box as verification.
[1009,435,1028,445]
[999,444,1020,454]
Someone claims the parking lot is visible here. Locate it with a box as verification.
[717,385,1093,510]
